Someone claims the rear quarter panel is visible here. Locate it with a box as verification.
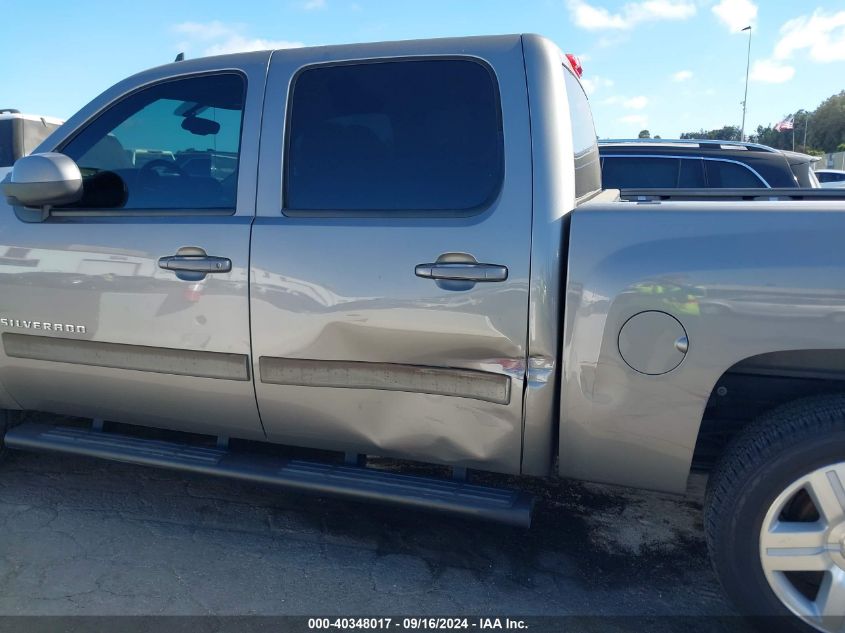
[560,201,845,492]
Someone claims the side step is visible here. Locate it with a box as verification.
[4,422,534,527]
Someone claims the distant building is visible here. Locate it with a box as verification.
[819,152,845,170]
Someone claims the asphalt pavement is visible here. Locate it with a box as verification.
[0,415,754,633]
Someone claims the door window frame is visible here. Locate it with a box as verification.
[47,71,249,220]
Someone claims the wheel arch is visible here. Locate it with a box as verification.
[693,348,845,471]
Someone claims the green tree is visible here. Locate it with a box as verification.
[638,129,651,139]
[808,92,845,153]
[679,125,741,141]
[672,90,844,153]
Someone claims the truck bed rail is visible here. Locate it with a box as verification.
[620,188,845,202]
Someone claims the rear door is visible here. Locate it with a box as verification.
[251,38,533,473]
[0,59,267,439]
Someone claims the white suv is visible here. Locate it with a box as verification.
[816,168,845,188]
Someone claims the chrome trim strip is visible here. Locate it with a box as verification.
[600,154,771,187]
[259,357,511,405]
[2,333,250,381]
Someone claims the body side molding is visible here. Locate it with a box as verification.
[2,333,250,381]
[259,357,511,405]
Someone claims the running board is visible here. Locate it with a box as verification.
[4,422,533,527]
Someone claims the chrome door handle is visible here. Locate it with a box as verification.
[415,262,508,282]
[158,246,231,282]
[158,255,232,273]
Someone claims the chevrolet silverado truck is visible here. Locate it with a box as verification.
[2,34,845,632]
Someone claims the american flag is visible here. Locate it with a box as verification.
[775,115,794,132]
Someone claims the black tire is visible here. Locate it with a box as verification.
[705,394,845,632]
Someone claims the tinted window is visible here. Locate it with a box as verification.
[678,158,705,187]
[818,172,845,183]
[563,69,601,199]
[0,120,14,167]
[705,160,765,188]
[601,156,680,189]
[286,59,502,212]
[22,119,60,155]
[60,73,245,210]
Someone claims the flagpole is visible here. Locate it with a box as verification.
[740,26,752,141]
[803,113,809,152]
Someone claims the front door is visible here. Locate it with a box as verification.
[0,64,266,440]
[251,40,533,473]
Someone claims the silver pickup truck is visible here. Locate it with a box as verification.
[2,34,845,631]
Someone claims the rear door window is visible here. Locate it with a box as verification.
[0,120,14,167]
[285,59,503,213]
[678,158,705,187]
[705,160,765,188]
[601,156,680,189]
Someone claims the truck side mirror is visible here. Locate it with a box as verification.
[1,153,83,211]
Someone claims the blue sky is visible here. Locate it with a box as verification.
[3,0,844,138]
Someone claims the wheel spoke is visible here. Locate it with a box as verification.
[762,522,828,551]
[761,540,831,573]
[807,467,845,526]
[816,568,845,631]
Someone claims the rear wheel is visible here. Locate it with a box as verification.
[706,395,845,632]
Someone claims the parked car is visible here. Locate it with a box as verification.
[781,148,821,188]
[598,139,816,190]
[816,169,845,188]
[0,110,63,177]
[3,34,845,632]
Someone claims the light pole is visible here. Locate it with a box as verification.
[740,26,752,142]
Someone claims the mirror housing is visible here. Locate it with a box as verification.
[181,116,220,136]
[2,153,83,210]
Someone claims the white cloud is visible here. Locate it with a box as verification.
[742,9,845,86]
[566,0,695,31]
[581,75,614,96]
[568,1,627,29]
[773,9,845,63]
[173,21,303,56]
[711,0,757,32]
[750,58,795,83]
[303,0,326,9]
[619,114,649,128]
[672,69,693,81]
[627,0,696,22]
[623,96,649,109]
